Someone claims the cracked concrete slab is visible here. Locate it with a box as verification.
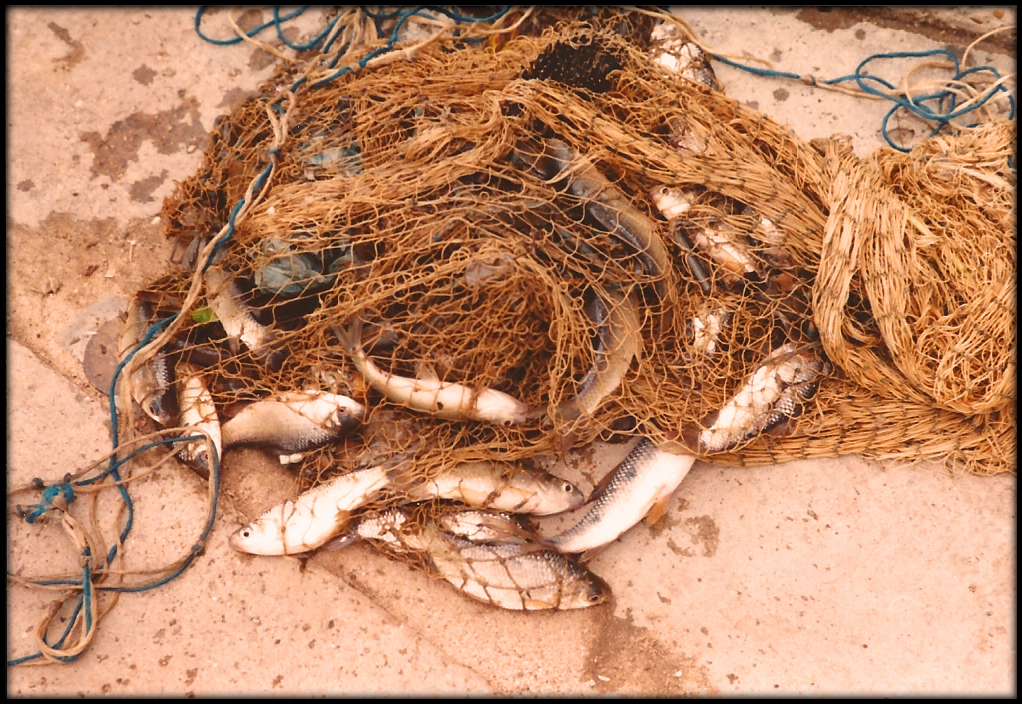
[7,7,1015,696]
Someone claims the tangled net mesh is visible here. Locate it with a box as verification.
[148,11,1013,492]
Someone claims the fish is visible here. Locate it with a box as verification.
[356,507,610,610]
[333,319,529,426]
[354,506,537,546]
[698,343,826,453]
[117,295,178,426]
[650,187,759,280]
[228,464,394,555]
[253,238,335,298]
[547,138,673,304]
[648,19,721,91]
[687,305,733,358]
[175,362,222,480]
[221,390,366,454]
[648,185,713,293]
[545,438,697,554]
[555,286,642,424]
[433,508,539,545]
[398,460,584,516]
[204,265,287,371]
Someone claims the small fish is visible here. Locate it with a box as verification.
[333,319,529,426]
[434,508,539,545]
[221,390,366,454]
[555,287,642,424]
[228,464,393,555]
[175,362,221,479]
[355,506,536,547]
[399,461,584,516]
[204,266,287,371]
[698,343,826,453]
[545,438,696,554]
[422,521,610,610]
[357,508,610,610]
[650,186,759,281]
[648,20,721,91]
[687,305,733,358]
[118,296,178,426]
[253,238,335,298]
[648,186,713,293]
[547,138,673,304]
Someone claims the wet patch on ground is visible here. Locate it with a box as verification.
[585,605,717,694]
[79,98,209,182]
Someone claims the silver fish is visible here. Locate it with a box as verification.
[547,138,673,304]
[204,266,287,371]
[555,287,641,424]
[253,238,335,298]
[175,362,221,479]
[221,390,366,454]
[687,304,733,358]
[650,186,759,280]
[434,508,538,545]
[698,343,826,453]
[228,464,393,555]
[355,506,534,546]
[118,296,178,426]
[399,461,584,516]
[333,319,529,426]
[357,508,610,611]
[546,438,696,554]
[648,19,721,92]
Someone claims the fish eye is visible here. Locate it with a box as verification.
[240,530,251,538]
[502,420,513,427]
[562,482,574,493]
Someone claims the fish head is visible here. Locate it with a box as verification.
[559,570,612,610]
[328,397,368,433]
[473,391,530,426]
[526,473,586,515]
[228,517,287,556]
[139,387,179,427]
[649,185,692,219]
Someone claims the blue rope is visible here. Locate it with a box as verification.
[712,48,1014,152]
[17,477,75,524]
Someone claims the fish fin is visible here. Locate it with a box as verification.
[416,361,439,382]
[321,530,359,552]
[644,493,672,526]
[587,462,621,504]
[580,543,610,564]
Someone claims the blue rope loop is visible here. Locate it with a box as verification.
[17,475,76,524]
[712,47,1014,153]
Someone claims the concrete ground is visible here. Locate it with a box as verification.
[7,7,1015,696]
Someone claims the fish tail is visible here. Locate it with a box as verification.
[332,317,364,355]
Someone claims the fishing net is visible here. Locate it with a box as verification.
[145,8,1013,500]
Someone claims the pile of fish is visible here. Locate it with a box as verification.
[116,20,827,611]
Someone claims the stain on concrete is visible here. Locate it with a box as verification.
[218,86,256,111]
[18,180,35,192]
[772,88,790,102]
[790,6,1016,54]
[48,22,86,70]
[130,169,170,203]
[585,608,717,695]
[684,516,719,557]
[79,98,208,182]
[647,510,682,540]
[133,64,158,86]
